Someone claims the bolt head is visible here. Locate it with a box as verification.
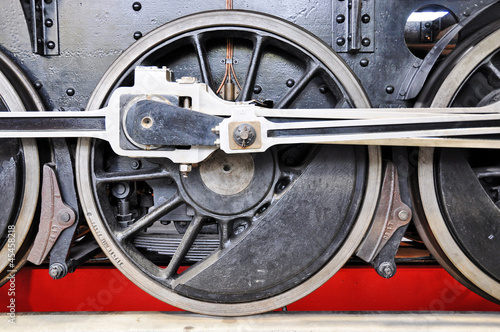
[336,37,346,46]
[45,18,53,27]
[361,14,371,23]
[361,38,371,47]
[360,59,369,67]
[398,210,410,221]
[378,262,395,279]
[59,212,71,223]
[233,124,257,148]
[46,41,56,49]
[385,86,395,94]
[179,164,192,173]
[49,263,66,279]
[131,160,141,170]
[286,79,295,87]
[336,14,345,24]
[253,85,262,94]
[66,88,75,96]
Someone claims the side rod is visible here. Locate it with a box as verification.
[0,95,500,163]
[0,109,107,139]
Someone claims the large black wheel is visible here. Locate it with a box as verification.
[0,51,41,285]
[415,22,500,303]
[76,11,382,315]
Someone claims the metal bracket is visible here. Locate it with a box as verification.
[332,0,374,53]
[19,0,60,56]
[356,160,411,263]
[397,0,498,100]
[27,163,76,265]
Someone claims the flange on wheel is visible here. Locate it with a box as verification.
[415,22,500,303]
[0,51,41,285]
[77,10,381,315]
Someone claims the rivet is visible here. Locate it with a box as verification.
[44,0,53,4]
[286,79,295,87]
[319,85,328,94]
[45,18,53,27]
[66,88,75,96]
[46,41,56,49]
[132,2,142,11]
[133,31,142,40]
[253,85,262,94]
[361,38,371,47]
[360,58,369,67]
[336,14,345,23]
[361,14,370,23]
[385,86,395,94]
[336,37,346,46]
[34,81,43,90]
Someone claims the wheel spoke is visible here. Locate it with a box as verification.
[116,194,183,241]
[219,219,231,249]
[237,35,265,101]
[94,167,170,185]
[473,166,500,178]
[274,63,320,109]
[485,61,500,82]
[163,215,205,279]
[192,34,214,88]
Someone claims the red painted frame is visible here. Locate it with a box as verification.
[1,265,499,312]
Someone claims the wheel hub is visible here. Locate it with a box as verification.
[181,150,274,215]
[199,150,255,196]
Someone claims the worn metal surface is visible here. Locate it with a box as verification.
[27,164,76,265]
[356,161,411,263]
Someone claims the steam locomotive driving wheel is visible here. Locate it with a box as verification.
[416,22,500,303]
[77,11,381,315]
[0,51,41,285]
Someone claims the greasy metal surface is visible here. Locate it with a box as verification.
[27,164,76,265]
[356,161,411,263]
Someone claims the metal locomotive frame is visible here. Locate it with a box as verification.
[0,0,500,316]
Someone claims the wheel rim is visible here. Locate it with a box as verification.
[0,51,41,285]
[416,23,500,302]
[77,10,381,315]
